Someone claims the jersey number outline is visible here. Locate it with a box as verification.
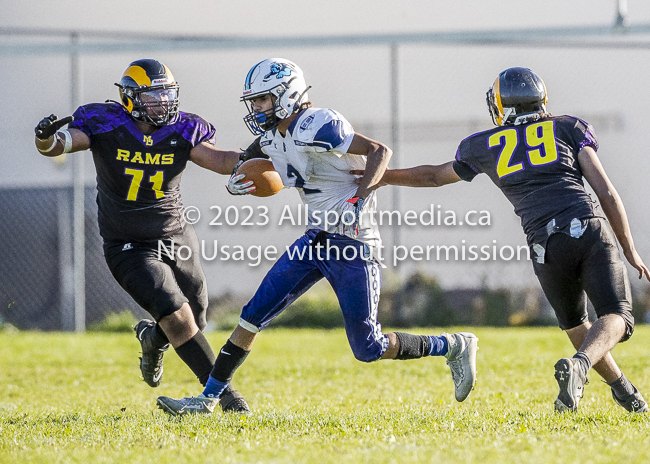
[124,168,164,201]
[489,120,559,179]
[286,164,305,188]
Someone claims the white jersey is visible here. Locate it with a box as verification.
[260,107,382,252]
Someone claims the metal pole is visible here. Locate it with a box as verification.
[57,188,74,331]
[615,0,628,28]
[390,43,401,270]
[71,32,85,332]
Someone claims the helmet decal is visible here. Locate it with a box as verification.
[263,62,295,81]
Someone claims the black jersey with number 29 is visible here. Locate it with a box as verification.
[452,115,602,245]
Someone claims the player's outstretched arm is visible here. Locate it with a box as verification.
[34,114,89,157]
[346,133,392,199]
[351,162,462,189]
[189,142,242,175]
[578,146,650,282]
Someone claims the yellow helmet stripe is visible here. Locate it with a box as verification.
[123,96,134,113]
[494,77,504,125]
[123,65,151,86]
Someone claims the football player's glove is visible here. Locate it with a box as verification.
[226,161,255,195]
[239,137,269,162]
[340,196,365,238]
[35,114,74,140]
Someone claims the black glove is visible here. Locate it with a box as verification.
[239,136,269,162]
[35,114,74,140]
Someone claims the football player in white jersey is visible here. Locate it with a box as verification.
[156,58,479,416]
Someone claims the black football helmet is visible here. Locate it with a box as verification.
[115,59,180,126]
[486,67,547,126]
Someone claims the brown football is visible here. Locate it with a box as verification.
[236,159,284,197]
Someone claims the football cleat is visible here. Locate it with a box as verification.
[219,388,251,415]
[157,394,218,416]
[135,319,169,388]
[554,358,586,412]
[442,332,478,402]
[612,385,648,413]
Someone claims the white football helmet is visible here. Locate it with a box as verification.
[241,58,310,134]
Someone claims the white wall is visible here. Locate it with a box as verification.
[2,1,650,295]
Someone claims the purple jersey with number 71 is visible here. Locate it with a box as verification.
[69,102,216,242]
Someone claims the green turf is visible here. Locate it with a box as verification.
[1,326,649,463]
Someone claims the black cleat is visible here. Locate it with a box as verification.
[135,319,169,388]
[219,388,251,415]
[554,358,586,412]
[612,385,648,413]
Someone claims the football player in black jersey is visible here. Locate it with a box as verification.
[34,58,255,414]
[355,67,649,413]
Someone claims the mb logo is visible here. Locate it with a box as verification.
[143,135,153,146]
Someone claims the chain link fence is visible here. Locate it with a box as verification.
[0,186,145,330]
[2,29,650,330]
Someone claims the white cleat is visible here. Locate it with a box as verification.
[156,394,218,416]
[442,332,478,402]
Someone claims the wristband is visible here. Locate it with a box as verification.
[57,129,73,154]
[38,136,58,153]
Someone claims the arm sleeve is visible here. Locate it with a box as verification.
[453,139,480,182]
[179,114,216,147]
[69,106,91,138]
[194,120,216,146]
[574,118,599,152]
[312,119,355,153]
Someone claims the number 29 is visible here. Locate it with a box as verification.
[489,120,559,179]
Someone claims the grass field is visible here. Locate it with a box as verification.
[1,326,649,463]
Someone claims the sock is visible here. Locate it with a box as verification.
[608,373,636,397]
[174,332,217,386]
[428,335,448,357]
[202,379,237,399]
[153,323,170,347]
[572,351,592,379]
[203,375,229,399]
[203,340,250,396]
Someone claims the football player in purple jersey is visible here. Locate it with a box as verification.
[35,58,254,413]
[355,67,649,413]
